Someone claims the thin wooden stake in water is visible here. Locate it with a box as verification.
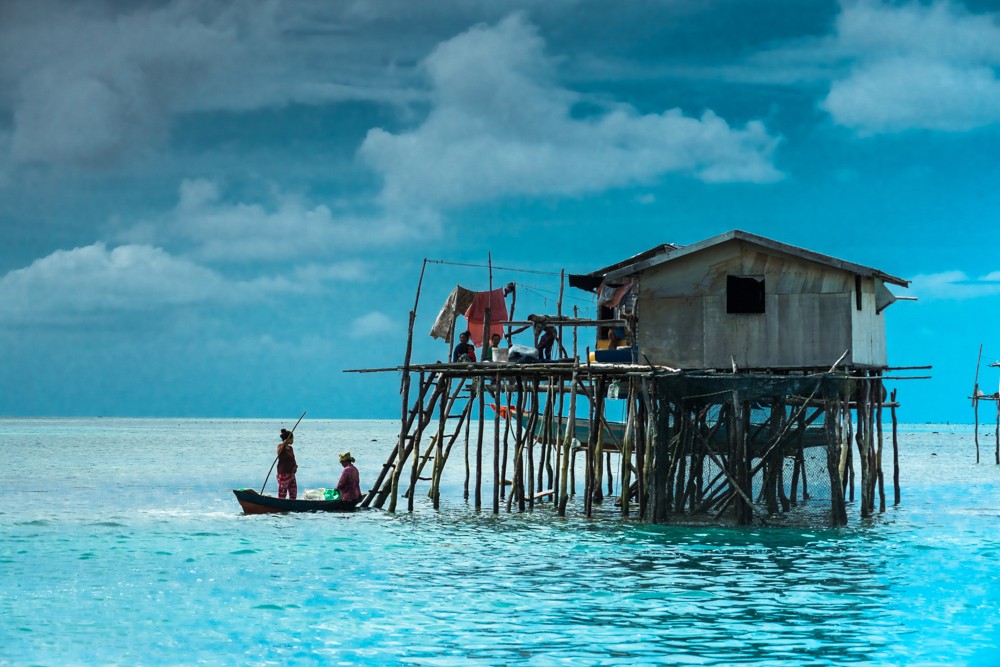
[974,343,982,464]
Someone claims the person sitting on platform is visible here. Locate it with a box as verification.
[335,451,362,503]
[484,332,503,361]
[608,328,622,350]
[452,331,477,362]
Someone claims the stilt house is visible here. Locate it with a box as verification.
[357,230,916,526]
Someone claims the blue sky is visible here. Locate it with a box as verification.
[2,0,999,422]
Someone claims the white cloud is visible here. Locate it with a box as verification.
[0,241,363,326]
[821,1,1000,133]
[359,14,781,212]
[0,243,231,323]
[124,178,435,263]
[350,311,396,339]
[909,270,1000,301]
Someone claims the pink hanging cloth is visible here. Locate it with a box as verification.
[463,288,508,347]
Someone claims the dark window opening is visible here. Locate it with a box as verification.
[727,275,765,314]
[855,276,863,311]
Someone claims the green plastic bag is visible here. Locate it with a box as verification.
[323,488,341,501]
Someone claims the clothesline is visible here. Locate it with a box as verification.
[517,283,596,305]
[425,259,563,277]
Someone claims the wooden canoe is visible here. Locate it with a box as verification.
[233,488,361,514]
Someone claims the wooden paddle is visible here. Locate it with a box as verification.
[260,411,307,494]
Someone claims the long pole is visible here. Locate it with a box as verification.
[260,410,307,494]
[390,259,428,510]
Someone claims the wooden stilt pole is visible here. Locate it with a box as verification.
[406,371,428,510]
[476,377,485,510]
[464,384,472,500]
[995,399,999,466]
[432,375,448,510]
[527,378,539,511]
[559,366,578,516]
[876,375,886,513]
[493,370,502,514]
[891,388,900,506]
[826,397,848,526]
[621,379,636,518]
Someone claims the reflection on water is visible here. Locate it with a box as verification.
[1,419,999,665]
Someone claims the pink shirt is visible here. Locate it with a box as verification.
[337,464,362,502]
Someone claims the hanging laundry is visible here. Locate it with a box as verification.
[429,285,477,341]
[597,282,634,308]
[568,274,603,292]
[464,288,508,346]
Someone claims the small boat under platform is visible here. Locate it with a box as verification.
[233,488,361,514]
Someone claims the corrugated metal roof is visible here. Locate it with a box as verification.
[597,230,910,288]
[585,243,680,277]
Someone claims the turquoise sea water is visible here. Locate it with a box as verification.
[2,418,1000,666]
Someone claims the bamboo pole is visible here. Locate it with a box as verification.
[558,366,578,516]
[493,369,502,514]
[557,269,565,359]
[554,373,567,510]
[826,398,848,526]
[638,378,652,518]
[527,378,540,511]
[364,371,435,508]
[876,375,886,513]
[506,283,516,345]
[388,259,428,512]
[432,375,448,510]
[891,388,900,505]
[500,378,512,500]
[620,379,636,518]
[476,377,485,510]
[430,396,476,500]
[409,377,466,499]
[381,378,441,509]
[464,385,472,500]
[515,375,527,510]
[738,394,753,525]
[584,376,595,518]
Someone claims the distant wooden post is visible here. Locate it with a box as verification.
[974,344,982,463]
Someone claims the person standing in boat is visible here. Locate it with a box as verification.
[335,451,362,503]
[276,428,298,500]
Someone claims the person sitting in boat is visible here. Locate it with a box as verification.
[452,331,477,363]
[276,428,298,500]
[335,451,362,503]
